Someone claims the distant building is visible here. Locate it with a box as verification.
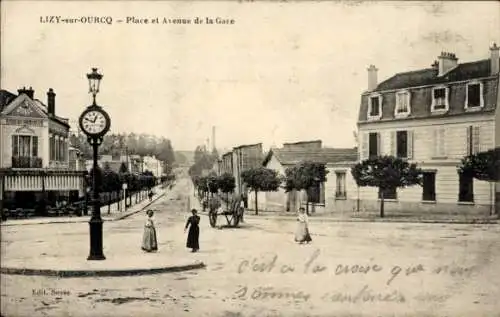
[142,155,164,178]
[231,143,264,195]
[0,87,85,212]
[220,151,234,175]
[260,141,358,213]
[85,154,142,174]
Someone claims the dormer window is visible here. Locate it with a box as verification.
[431,86,449,112]
[465,81,484,110]
[368,93,382,120]
[395,90,411,117]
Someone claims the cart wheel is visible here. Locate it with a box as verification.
[230,209,240,227]
[209,211,217,228]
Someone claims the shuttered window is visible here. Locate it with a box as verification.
[335,172,347,198]
[395,91,410,114]
[433,128,446,157]
[368,132,380,158]
[369,96,380,116]
[466,126,480,156]
[431,86,449,112]
[391,130,413,159]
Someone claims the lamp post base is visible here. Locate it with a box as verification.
[87,217,106,260]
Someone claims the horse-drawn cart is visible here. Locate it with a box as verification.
[208,197,243,228]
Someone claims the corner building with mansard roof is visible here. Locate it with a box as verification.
[356,44,500,216]
[0,87,86,215]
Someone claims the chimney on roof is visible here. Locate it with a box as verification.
[47,88,56,116]
[490,42,499,75]
[437,52,458,76]
[367,65,378,91]
[431,60,439,70]
[17,86,34,99]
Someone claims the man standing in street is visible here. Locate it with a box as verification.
[239,194,245,223]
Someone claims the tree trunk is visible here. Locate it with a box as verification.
[116,192,120,212]
[380,190,385,218]
[107,192,111,214]
[255,189,259,215]
[490,182,495,216]
[305,191,310,216]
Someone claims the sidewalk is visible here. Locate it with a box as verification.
[238,209,499,224]
[191,197,498,225]
[0,185,166,226]
[1,182,205,277]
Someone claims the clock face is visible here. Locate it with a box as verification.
[81,110,107,135]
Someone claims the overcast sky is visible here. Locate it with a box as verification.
[1,1,499,151]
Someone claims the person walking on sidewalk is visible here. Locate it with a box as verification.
[294,207,312,244]
[148,190,154,201]
[141,210,158,252]
[184,209,200,252]
[239,194,245,223]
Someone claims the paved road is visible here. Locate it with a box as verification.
[1,177,499,317]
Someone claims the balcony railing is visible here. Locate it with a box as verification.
[11,156,43,168]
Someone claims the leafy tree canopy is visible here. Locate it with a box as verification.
[459,147,500,182]
[218,173,236,194]
[351,155,422,189]
[241,167,281,192]
[70,132,176,166]
[284,161,328,192]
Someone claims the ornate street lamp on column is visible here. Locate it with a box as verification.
[79,68,111,260]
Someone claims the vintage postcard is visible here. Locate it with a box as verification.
[1,0,499,316]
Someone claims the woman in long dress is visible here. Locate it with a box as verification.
[185,209,200,252]
[142,210,158,252]
[295,207,312,244]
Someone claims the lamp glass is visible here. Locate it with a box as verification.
[87,68,103,95]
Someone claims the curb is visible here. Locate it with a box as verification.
[0,191,167,226]
[0,261,205,278]
[251,216,499,225]
[196,210,498,225]
[113,191,166,221]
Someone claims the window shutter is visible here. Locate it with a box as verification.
[320,182,325,204]
[466,126,472,156]
[473,126,480,154]
[433,128,438,157]
[376,132,381,156]
[439,128,446,156]
[390,131,396,156]
[406,92,411,113]
[361,133,369,160]
[407,130,414,159]
[12,135,18,156]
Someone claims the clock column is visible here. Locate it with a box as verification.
[88,136,105,260]
[79,67,110,261]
